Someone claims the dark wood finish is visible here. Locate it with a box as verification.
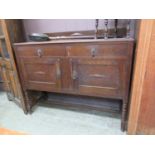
[128,20,155,134]
[43,92,121,113]
[16,44,66,57]
[70,58,123,98]
[20,57,62,91]
[66,43,128,57]
[14,39,134,131]
[0,19,27,112]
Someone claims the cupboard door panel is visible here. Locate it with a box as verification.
[70,58,124,98]
[20,57,62,91]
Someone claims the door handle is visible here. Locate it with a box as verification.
[70,59,78,80]
[72,70,78,80]
[56,67,61,79]
[56,60,61,79]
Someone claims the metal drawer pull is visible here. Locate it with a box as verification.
[37,48,43,57]
[90,48,97,57]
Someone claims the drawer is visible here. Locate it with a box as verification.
[66,44,128,57]
[15,44,66,57]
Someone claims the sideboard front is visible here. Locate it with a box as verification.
[14,40,134,131]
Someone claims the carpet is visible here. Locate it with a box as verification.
[0,92,125,134]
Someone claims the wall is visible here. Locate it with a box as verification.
[23,19,136,37]
[23,19,95,33]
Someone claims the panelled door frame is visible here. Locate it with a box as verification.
[127,20,154,134]
[70,58,126,99]
[0,22,17,98]
[19,57,62,91]
[1,20,27,113]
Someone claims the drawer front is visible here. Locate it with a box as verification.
[16,44,66,57]
[66,43,128,57]
[70,58,124,98]
[20,57,62,91]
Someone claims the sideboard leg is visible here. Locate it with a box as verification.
[23,90,33,113]
[23,108,28,114]
[121,99,128,131]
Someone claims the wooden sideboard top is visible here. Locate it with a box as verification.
[14,38,134,46]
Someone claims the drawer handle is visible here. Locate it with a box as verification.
[37,48,43,57]
[90,48,97,57]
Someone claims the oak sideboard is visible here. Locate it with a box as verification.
[14,38,134,131]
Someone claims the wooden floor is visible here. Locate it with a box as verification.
[0,128,26,135]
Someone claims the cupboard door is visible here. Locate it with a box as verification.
[20,57,62,92]
[70,58,124,98]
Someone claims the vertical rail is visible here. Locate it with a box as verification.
[104,19,108,39]
[114,19,118,38]
[95,19,99,39]
[126,19,131,38]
